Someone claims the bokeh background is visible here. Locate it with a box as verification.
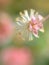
[0,0,49,65]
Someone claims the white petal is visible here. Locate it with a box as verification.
[38,15,44,21]
[35,12,38,16]
[16,17,26,25]
[20,12,27,22]
[30,9,35,18]
[16,22,22,26]
[21,29,29,40]
[29,33,33,40]
[39,28,44,32]
[16,17,23,23]
[33,30,39,38]
[16,17,20,21]
[24,10,30,21]
[33,33,39,38]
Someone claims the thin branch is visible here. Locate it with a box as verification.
[42,15,49,23]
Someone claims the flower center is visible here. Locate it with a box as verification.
[27,20,36,31]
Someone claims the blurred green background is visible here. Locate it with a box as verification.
[0,0,49,65]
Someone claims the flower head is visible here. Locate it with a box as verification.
[0,12,15,44]
[16,9,44,41]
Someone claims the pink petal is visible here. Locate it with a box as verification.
[38,15,43,21]
[31,18,37,24]
[38,22,44,32]
[32,28,39,38]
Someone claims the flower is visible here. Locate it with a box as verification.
[16,9,44,41]
[2,47,33,65]
[0,12,15,44]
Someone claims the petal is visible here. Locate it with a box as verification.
[38,15,44,21]
[33,24,39,31]
[39,28,44,32]
[31,16,36,22]
[24,10,30,21]
[31,17,38,25]
[29,24,33,31]
[38,22,44,32]
[30,9,35,18]
[35,12,38,17]
[29,32,33,40]
[19,12,27,22]
[16,17,25,24]
[32,29,39,38]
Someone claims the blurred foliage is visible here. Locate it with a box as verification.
[1,0,49,15]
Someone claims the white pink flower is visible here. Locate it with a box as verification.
[0,13,15,44]
[16,9,44,41]
[2,47,33,65]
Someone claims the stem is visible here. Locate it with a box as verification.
[42,15,49,23]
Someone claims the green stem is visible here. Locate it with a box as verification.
[42,15,49,23]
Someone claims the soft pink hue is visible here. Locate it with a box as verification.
[0,13,15,44]
[29,15,44,38]
[2,47,33,65]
